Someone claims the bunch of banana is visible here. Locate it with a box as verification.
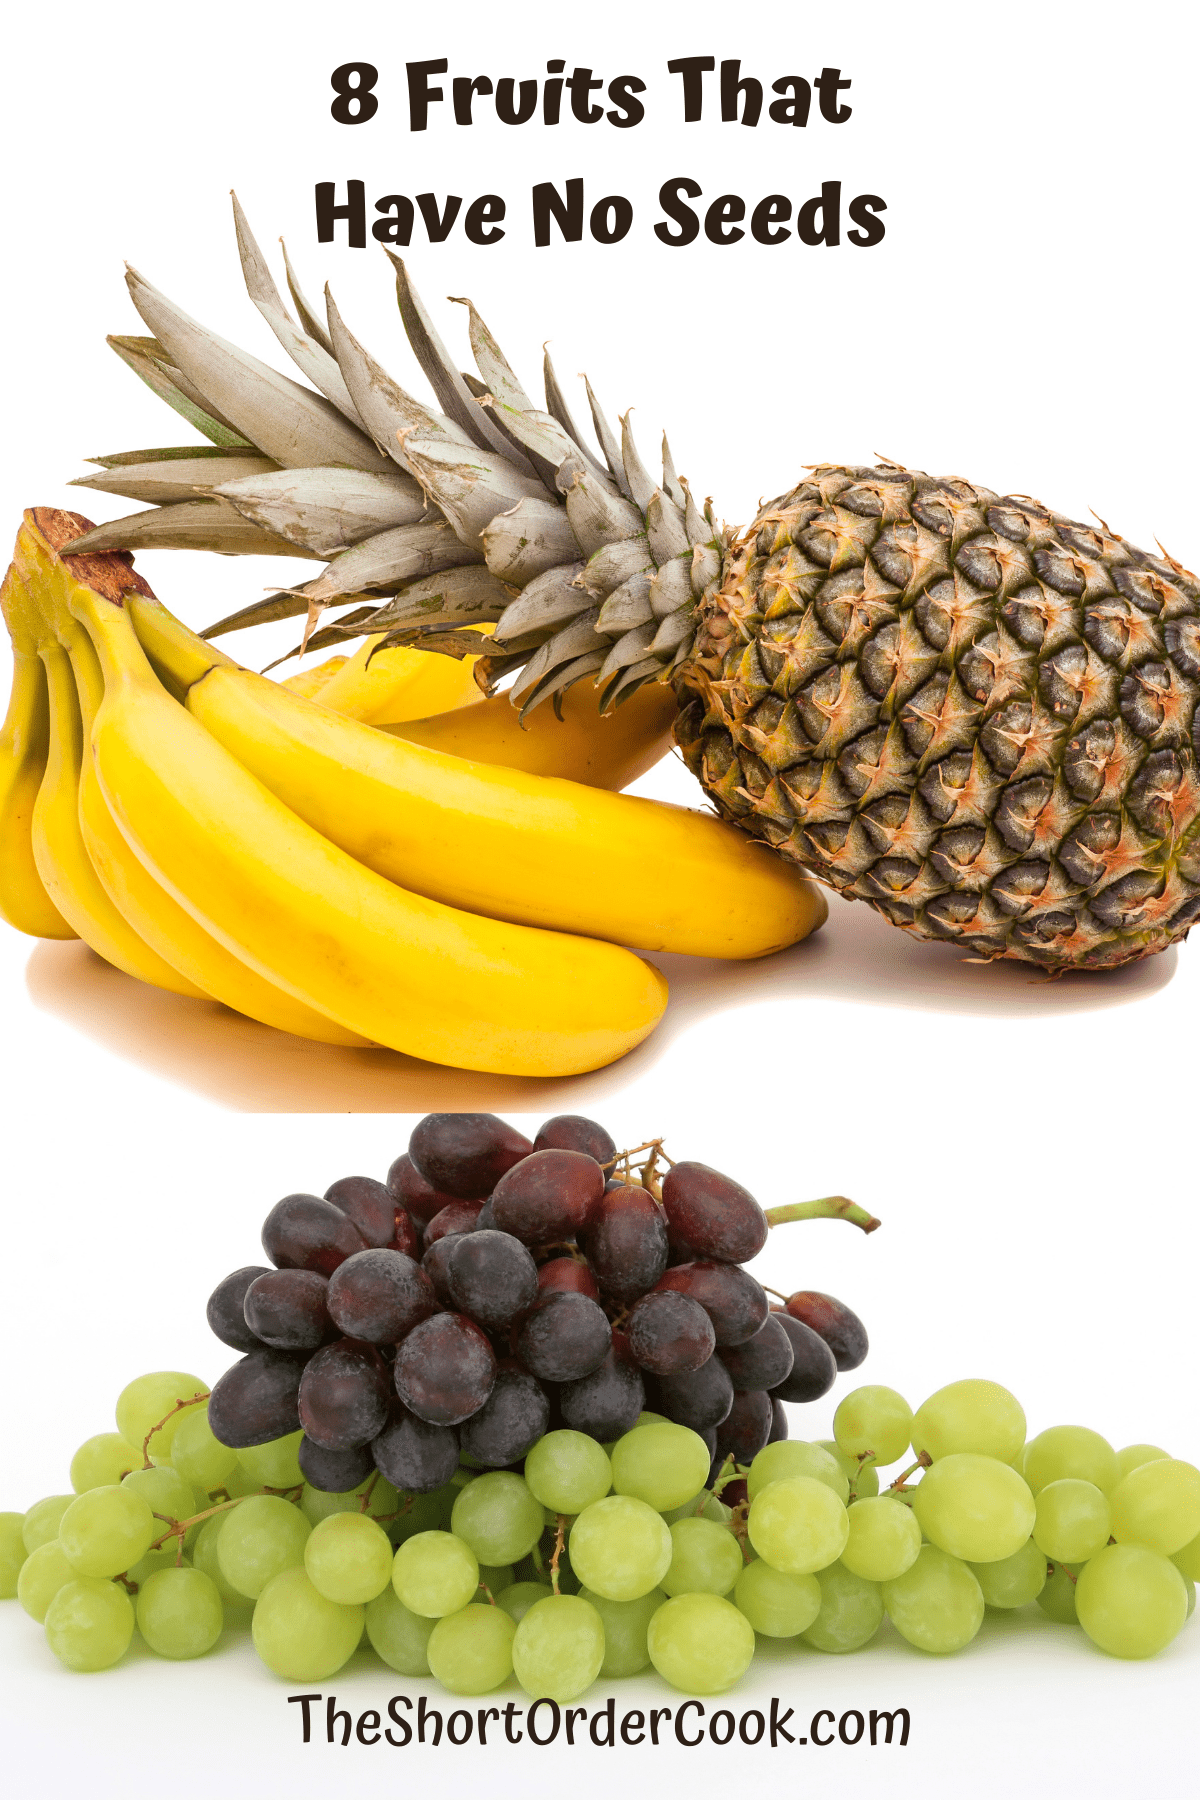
[0,509,827,1076]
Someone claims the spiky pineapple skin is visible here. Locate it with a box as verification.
[673,464,1200,970]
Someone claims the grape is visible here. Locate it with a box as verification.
[646,1592,755,1694]
[59,1486,155,1579]
[136,1566,224,1658]
[715,1390,774,1465]
[1075,1544,1189,1658]
[127,1543,192,1588]
[206,1267,270,1352]
[22,1494,75,1553]
[784,1292,868,1370]
[656,1263,768,1346]
[477,1561,516,1595]
[423,1200,485,1246]
[252,1565,364,1679]
[44,1577,135,1672]
[332,1250,439,1343]
[534,1114,616,1163]
[299,1340,391,1449]
[748,1441,849,1504]
[1117,1443,1171,1478]
[910,1379,1026,1465]
[583,1185,668,1304]
[1110,1458,1200,1555]
[170,1407,239,1491]
[238,1430,305,1489]
[512,1593,606,1702]
[455,1370,549,1468]
[115,1371,208,1464]
[451,1473,546,1565]
[662,1491,729,1527]
[366,1585,436,1673]
[298,1435,374,1493]
[833,1385,914,1467]
[768,1398,788,1445]
[720,1314,794,1392]
[122,1466,202,1547]
[492,1149,605,1246]
[661,1162,768,1264]
[913,1455,1035,1563]
[393,1529,480,1617]
[421,1235,457,1305]
[771,1315,838,1404]
[303,1473,402,1534]
[0,1513,26,1597]
[801,1561,884,1652]
[372,1410,459,1494]
[408,1113,532,1197]
[261,1194,365,1275]
[969,1538,1048,1608]
[192,1513,252,1609]
[881,1545,985,1653]
[304,1511,394,1604]
[325,1174,417,1254]
[447,1230,539,1331]
[1173,1531,1200,1581]
[560,1350,644,1442]
[217,1494,311,1599]
[611,1421,712,1511]
[653,1356,734,1433]
[627,1290,714,1375]
[569,1495,673,1600]
[18,1540,75,1621]
[243,1268,332,1350]
[516,1291,611,1383]
[734,1559,821,1637]
[428,1601,517,1692]
[747,1476,849,1574]
[1023,1425,1120,1496]
[525,1431,613,1514]
[842,1494,923,1581]
[1037,1560,1083,1621]
[536,1256,600,1298]
[660,1518,743,1597]
[394,1312,497,1426]
[387,1153,460,1224]
[69,1434,143,1494]
[816,1439,880,1498]
[1033,1479,1113,1562]
[207,1350,304,1449]
[473,1200,497,1230]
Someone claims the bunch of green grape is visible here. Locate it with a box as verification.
[3,1372,1198,1695]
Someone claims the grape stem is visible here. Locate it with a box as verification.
[706,1456,748,1508]
[764,1198,881,1234]
[886,1452,932,1494]
[477,1581,496,1607]
[550,1515,567,1596]
[139,1390,211,1469]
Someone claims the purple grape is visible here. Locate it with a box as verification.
[408,1114,533,1199]
[533,1114,617,1165]
[715,1389,774,1464]
[768,1397,789,1445]
[298,1436,374,1493]
[299,1340,392,1450]
[208,1350,305,1449]
[261,1194,365,1276]
[770,1313,837,1403]
[423,1200,484,1247]
[422,1237,457,1306]
[652,1355,734,1433]
[537,1257,599,1299]
[326,1249,438,1344]
[457,1370,551,1467]
[719,1313,795,1392]
[582,1185,668,1303]
[626,1290,715,1376]
[784,1291,869,1371]
[558,1350,644,1441]
[661,1162,769,1263]
[372,1410,460,1494]
[243,1269,332,1351]
[491,1150,605,1247]
[514,1291,612,1383]
[474,1199,496,1231]
[206,1266,270,1352]
[394,1313,496,1426]
[386,1153,461,1225]
[325,1175,418,1257]
[446,1230,539,1332]
[656,1262,769,1346]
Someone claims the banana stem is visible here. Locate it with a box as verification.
[764,1197,881,1234]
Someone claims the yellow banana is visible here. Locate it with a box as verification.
[15,517,666,1076]
[129,596,826,960]
[0,564,76,938]
[280,654,348,699]
[315,630,489,724]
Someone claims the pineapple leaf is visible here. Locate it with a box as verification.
[73,454,278,505]
[260,605,381,669]
[85,445,268,468]
[297,519,484,606]
[61,498,318,559]
[281,239,335,356]
[543,348,611,486]
[583,376,633,499]
[215,465,428,556]
[325,286,473,464]
[106,336,252,448]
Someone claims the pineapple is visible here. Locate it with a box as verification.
[67,199,1200,972]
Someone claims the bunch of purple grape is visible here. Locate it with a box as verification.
[204,1114,868,1495]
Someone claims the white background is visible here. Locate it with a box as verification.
[1,1,1197,1794]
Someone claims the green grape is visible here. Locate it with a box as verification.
[1116,1444,1170,1479]
[881,1545,985,1653]
[801,1561,884,1653]
[910,1380,1026,1465]
[301,1473,401,1530]
[59,1485,155,1579]
[1036,1561,1083,1622]
[18,1540,76,1622]
[137,1566,224,1659]
[610,1423,711,1512]
[217,1495,311,1600]
[44,1577,135,1672]
[169,1408,238,1491]
[969,1538,1048,1608]
[22,1495,74,1554]
[126,1545,191,1589]
[817,1440,879,1498]
[122,1466,203,1547]
[734,1559,821,1637]
[1075,1544,1188,1659]
[1023,1426,1119,1496]
[237,1431,304,1491]
[633,1411,671,1428]
[69,1434,142,1494]
[192,1513,252,1610]
[660,1518,743,1597]
[1183,1575,1196,1620]
[222,1463,261,1499]
[747,1476,849,1575]
[646,1592,755,1694]
[497,1580,553,1624]
[833,1387,913,1468]
[841,1495,922,1582]
[568,1495,672,1601]
[304,1512,394,1605]
[0,1512,26,1598]
[577,1585,665,1674]
[427,1602,517,1693]
[393,1530,479,1618]
[912,1455,1035,1562]
[524,1431,612,1514]
[661,1491,729,1526]
[513,1593,606,1701]
[1171,1530,1200,1581]
[365,1585,436,1673]
[1110,1459,1200,1556]
[477,1562,515,1596]
[1033,1479,1112,1562]
[748,1441,849,1504]
[115,1372,207,1466]
[252,1566,364,1680]
[450,1472,544,1566]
